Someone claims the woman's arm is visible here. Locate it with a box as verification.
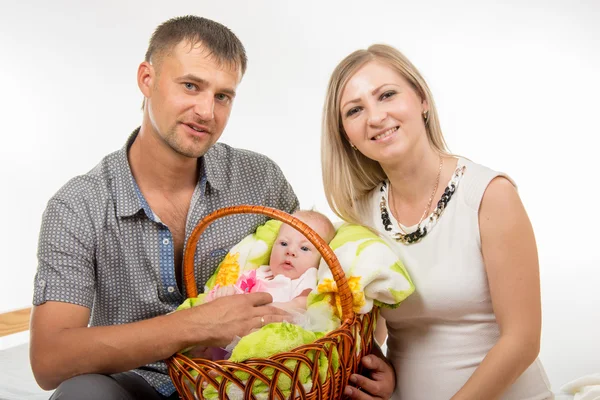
[450,176,542,400]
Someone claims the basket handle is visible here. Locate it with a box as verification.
[182,205,354,321]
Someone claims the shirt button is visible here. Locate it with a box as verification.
[163,238,170,245]
[167,286,175,293]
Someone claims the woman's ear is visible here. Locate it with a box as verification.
[421,99,429,114]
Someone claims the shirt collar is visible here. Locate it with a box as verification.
[114,129,144,218]
[113,128,224,217]
[201,144,227,192]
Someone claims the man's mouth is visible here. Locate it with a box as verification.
[189,125,204,132]
[183,122,210,134]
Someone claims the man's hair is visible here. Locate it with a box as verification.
[145,15,247,75]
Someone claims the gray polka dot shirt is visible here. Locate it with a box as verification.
[33,129,299,396]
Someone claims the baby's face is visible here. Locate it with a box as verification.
[269,223,324,280]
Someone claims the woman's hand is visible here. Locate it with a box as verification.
[344,354,395,400]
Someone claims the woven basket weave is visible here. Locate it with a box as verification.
[166,205,377,399]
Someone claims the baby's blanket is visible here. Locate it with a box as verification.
[180,219,415,339]
[306,223,414,328]
[204,219,282,292]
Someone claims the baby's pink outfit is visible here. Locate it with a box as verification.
[202,266,318,360]
[205,265,318,303]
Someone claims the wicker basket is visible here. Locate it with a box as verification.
[166,205,377,400]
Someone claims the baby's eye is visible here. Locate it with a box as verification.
[300,246,310,252]
[279,241,288,247]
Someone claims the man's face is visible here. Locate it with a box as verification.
[145,41,242,158]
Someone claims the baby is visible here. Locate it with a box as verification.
[206,210,336,309]
[187,211,335,360]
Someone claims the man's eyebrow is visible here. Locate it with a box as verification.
[178,74,237,97]
[220,87,237,97]
[178,74,207,85]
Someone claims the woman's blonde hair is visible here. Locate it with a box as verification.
[321,44,450,225]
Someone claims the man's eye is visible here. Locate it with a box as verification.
[183,83,198,91]
[216,93,231,103]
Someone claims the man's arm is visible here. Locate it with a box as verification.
[30,292,288,390]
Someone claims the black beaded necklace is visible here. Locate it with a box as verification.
[380,165,466,244]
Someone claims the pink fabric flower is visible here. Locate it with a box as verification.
[204,269,270,303]
[236,269,268,293]
[238,270,257,293]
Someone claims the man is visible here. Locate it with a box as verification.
[30,15,298,399]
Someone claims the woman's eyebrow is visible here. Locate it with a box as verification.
[342,84,390,109]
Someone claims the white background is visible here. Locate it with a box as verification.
[1,0,599,390]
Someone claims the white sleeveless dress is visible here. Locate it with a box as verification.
[362,157,553,400]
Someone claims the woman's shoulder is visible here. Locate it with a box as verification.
[456,156,498,175]
[456,156,516,211]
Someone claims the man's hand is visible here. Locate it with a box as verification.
[181,291,290,348]
[29,292,289,390]
[344,355,396,400]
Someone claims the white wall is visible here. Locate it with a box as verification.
[1,0,598,389]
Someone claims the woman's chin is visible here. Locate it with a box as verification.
[370,148,409,165]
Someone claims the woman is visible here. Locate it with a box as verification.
[321,44,553,399]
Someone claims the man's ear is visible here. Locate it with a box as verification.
[137,61,154,99]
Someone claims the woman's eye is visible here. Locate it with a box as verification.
[380,90,396,100]
[346,107,361,117]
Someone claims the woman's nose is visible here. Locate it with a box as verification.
[367,106,387,126]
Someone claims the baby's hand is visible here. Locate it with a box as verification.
[288,295,309,310]
[213,285,237,299]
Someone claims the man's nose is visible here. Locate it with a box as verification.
[193,93,215,121]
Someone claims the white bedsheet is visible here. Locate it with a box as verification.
[0,343,53,400]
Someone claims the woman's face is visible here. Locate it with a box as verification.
[339,61,428,164]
